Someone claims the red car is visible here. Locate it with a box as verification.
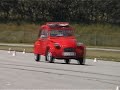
[34,22,86,65]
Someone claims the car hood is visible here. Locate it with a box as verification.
[50,37,77,47]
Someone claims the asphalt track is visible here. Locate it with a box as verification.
[0,50,120,89]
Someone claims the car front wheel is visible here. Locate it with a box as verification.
[64,59,70,64]
[34,54,40,62]
[45,49,54,63]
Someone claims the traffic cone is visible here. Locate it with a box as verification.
[94,58,97,62]
[23,49,26,54]
[8,48,11,53]
[12,50,16,56]
[116,86,120,90]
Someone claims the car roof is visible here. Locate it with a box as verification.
[40,22,73,30]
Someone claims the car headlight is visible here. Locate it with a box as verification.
[54,43,61,49]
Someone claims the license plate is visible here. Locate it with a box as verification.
[63,52,75,56]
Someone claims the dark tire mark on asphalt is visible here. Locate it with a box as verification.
[0,62,120,86]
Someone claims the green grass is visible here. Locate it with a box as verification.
[72,24,120,46]
[86,50,120,62]
[0,23,39,43]
[73,23,120,35]
[0,45,120,62]
[0,45,33,53]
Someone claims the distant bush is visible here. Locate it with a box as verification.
[0,0,120,24]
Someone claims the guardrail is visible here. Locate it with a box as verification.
[0,43,33,47]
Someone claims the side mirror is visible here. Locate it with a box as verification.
[40,35,46,38]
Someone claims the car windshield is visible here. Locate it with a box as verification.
[50,30,73,37]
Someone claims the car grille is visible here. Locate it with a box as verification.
[64,48,75,52]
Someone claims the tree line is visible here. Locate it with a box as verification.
[0,0,120,24]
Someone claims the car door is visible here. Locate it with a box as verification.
[39,29,48,55]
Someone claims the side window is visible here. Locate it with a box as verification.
[38,29,42,37]
[40,30,48,38]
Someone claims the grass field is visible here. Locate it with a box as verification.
[0,23,38,43]
[73,24,120,46]
[87,50,120,62]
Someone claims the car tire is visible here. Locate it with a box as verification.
[45,49,54,63]
[64,59,70,64]
[77,58,85,65]
[34,54,40,62]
